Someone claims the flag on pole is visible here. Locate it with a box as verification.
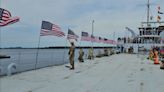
[40,21,65,37]
[150,16,153,20]
[81,32,91,41]
[91,35,96,42]
[94,36,100,43]
[67,28,79,41]
[98,37,101,43]
[158,11,163,14]
[98,37,103,43]
[158,6,160,10]
[0,8,19,27]
[91,35,99,42]
[112,40,117,45]
[108,39,113,44]
[157,15,161,22]
[103,38,108,44]
[157,6,163,14]
[157,15,161,20]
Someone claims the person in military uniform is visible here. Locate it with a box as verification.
[104,48,109,56]
[68,42,75,70]
[78,48,84,62]
[88,48,94,60]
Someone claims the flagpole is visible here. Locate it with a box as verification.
[63,28,69,64]
[113,32,115,50]
[35,28,42,69]
[0,27,1,50]
[79,31,82,47]
[0,29,2,91]
[63,38,68,64]
[0,0,1,50]
[147,0,150,26]
[91,20,94,49]
[0,0,2,91]
[91,20,94,59]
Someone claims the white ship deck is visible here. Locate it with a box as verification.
[1,54,164,92]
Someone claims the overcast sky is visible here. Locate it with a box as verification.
[0,0,163,47]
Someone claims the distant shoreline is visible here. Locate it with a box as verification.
[0,46,115,49]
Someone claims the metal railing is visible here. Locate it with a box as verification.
[0,48,111,76]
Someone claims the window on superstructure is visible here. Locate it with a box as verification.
[140,31,142,35]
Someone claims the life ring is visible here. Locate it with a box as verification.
[7,63,17,76]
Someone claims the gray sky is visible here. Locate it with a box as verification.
[0,0,164,47]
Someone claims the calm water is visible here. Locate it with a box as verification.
[0,48,105,75]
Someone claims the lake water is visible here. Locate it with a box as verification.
[0,48,106,76]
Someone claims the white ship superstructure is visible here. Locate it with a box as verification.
[117,0,164,53]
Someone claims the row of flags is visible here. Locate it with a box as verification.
[81,32,116,44]
[0,8,19,27]
[157,6,163,22]
[0,8,116,44]
[40,21,116,44]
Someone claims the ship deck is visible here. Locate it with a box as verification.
[1,54,164,92]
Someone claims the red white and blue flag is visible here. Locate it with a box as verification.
[91,35,96,42]
[107,39,113,44]
[40,21,65,37]
[158,6,163,14]
[94,36,100,43]
[98,37,103,43]
[103,38,108,43]
[67,28,79,41]
[112,40,117,45]
[81,32,91,41]
[0,8,19,27]
[102,38,117,44]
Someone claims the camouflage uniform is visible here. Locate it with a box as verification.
[78,48,84,62]
[68,43,75,69]
[88,48,94,60]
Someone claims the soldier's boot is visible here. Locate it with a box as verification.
[82,59,84,62]
[70,63,74,70]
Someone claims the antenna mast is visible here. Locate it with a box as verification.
[147,0,150,26]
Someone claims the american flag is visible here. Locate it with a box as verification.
[103,38,108,43]
[40,21,65,37]
[91,35,98,42]
[0,8,19,27]
[158,6,163,14]
[103,38,116,44]
[67,29,79,41]
[105,39,112,44]
[109,40,117,45]
[94,36,100,43]
[98,37,103,43]
[81,32,91,41]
